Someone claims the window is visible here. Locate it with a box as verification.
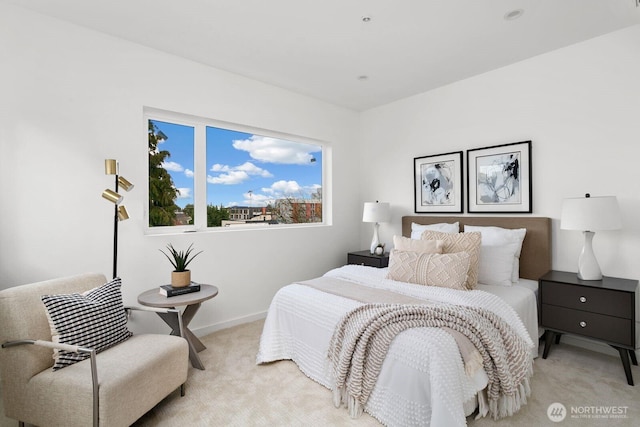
[146,109,326,232]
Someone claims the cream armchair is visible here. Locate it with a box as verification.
[0,273,189,427]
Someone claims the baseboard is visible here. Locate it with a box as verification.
[191,310,268,338]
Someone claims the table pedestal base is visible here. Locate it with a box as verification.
[157,302,206,370]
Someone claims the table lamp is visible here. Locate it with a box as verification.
[362,201,391,254]
[560,193,621,280]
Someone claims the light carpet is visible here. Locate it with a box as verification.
[1,319,639,426]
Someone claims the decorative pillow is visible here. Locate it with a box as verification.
[478,243,521,286]
[386,250,470,290]
[410,222,459,239]
[464,225,526,282]
[420,230,481,289]
[393,235,444,254]
[41,277,132,370]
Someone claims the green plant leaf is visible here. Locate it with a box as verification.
[159,243,203,272]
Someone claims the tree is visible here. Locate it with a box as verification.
[207,204,230,227]
[148,121,179,226]
[183,204,194,225]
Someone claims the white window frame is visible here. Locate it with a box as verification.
[144,107,331,235]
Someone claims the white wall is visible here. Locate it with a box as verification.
[2,2,640,342]
[0,4,361,334]
[360,24,640,283]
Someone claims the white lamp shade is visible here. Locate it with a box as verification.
[362,202,391,223]
[560,195,621,231]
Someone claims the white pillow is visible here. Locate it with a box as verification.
[411,221,459,239]
[477,243,520,286]
[464,225,526,282]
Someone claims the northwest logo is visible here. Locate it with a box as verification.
[547,402,567,422]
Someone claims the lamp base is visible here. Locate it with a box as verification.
[577,231,603,281]
[370,222,380,254]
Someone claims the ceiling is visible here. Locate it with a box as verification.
[4,0,640,111]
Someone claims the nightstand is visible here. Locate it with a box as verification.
[539,270,638,385]
[347,250,389,268]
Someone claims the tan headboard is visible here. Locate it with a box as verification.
[401,216,552,281]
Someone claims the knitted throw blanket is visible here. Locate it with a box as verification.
[299,276,484,376]
[328,303,532,420]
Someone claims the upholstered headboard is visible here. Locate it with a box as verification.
[401,216,552,281]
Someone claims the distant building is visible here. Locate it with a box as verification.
[225,198,322,226]
[173,211,192,225]
[227,206,270,221]
[222,206,276,227]
[274,198,322,223]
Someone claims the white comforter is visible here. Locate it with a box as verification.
[256,265,535,427]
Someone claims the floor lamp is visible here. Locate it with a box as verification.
[101,159,134,278]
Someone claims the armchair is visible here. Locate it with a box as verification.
[0,273,189,427]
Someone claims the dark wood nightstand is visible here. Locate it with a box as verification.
[347,250,389,268]
[539,270,638,385]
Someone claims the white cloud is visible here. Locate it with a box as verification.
[270,180,302,194]
[207,170,250,185]
[208,161,272,185]
[211,163,230,172]
[228,180,319,207]
[232,135,319,165]
[162,161,183,172]
[243,191,273,206]
[184,169,194,178]
[236,161,273,177]
[177,188,191,199]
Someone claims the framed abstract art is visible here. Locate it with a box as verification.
[467,140,532,213]
[413,151,463,213]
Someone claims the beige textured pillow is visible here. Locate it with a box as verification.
[386,250,470,290]
[420,230,481,289]
[393,235,444,254]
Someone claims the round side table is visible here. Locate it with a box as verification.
[138,284,219,370]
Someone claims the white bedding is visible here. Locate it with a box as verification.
[257,265,536,427]
[476,278,541,350]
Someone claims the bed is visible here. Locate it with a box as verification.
[257,216,551,426]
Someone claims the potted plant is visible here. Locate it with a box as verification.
[159,243,203,287]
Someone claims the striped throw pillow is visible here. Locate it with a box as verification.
[41,277,132,370]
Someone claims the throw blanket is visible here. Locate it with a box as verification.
[328,303,533,420]
[299,277,483,376]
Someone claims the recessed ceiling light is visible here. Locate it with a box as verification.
[357,75,369,81]
[361,15,372,23]
[504,9,524,21]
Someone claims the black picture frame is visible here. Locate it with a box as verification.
[413,151,463,213]
[467,140,532,213]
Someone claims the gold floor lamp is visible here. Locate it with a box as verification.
[101,159,134,278]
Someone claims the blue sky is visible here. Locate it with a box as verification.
[151,120,322,209]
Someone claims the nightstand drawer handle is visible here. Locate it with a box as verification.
[579,321,587,328]
[579,296,587,303]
